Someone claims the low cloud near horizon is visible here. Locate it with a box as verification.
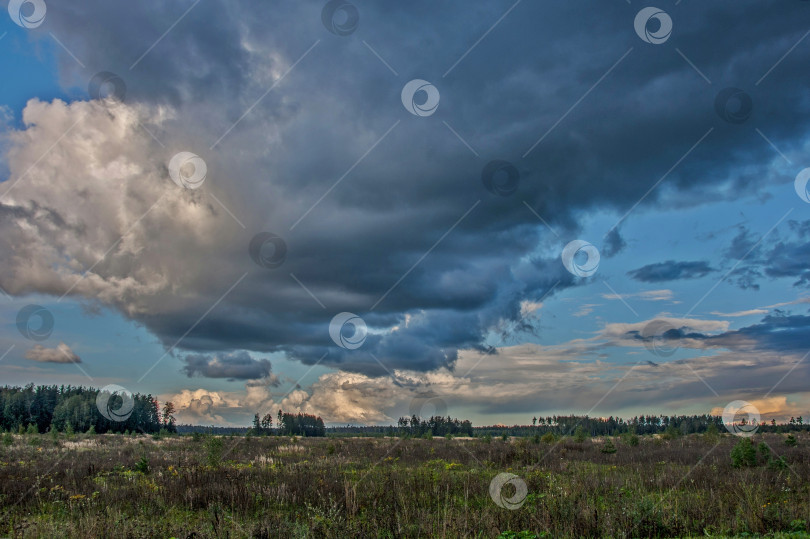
[25,343,81,364]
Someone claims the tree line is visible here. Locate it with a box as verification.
[250,410,326,437]
[0,384,176,434]
[396,415,474,437]
[6,383,808,439]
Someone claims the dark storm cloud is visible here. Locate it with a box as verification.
[180,351,275,381]
[627,260,714,282]
[5,1,810,376]
[711,312,810,353]
[626,312,810,354]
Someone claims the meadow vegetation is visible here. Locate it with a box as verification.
[0,430,808,537]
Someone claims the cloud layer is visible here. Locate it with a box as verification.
[1,1,809,423]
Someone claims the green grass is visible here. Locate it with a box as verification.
[0,432,808,537]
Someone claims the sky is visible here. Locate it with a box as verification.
[1,0,810,427]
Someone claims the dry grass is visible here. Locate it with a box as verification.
[0,432,808,538]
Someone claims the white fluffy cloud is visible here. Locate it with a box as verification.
[5,0,810,427]
[162,325,810,426]
[167,388,243,425]
[0,99,241,314]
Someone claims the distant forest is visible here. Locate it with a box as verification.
[0,384,176,434]
[5,384,810,438]
[317,414,810,438]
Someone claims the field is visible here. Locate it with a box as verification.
[1,432,809,538]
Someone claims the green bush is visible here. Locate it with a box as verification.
[601,439,617,454]
[206,436,224,468]
[704,423,720,443]
[3,433,14,446]
[785,434,798,447]
[790,519,807,532]
[730,438,757,468]
[498,531,539,539]
[541,432,556,444]
[573,427,587,443]
[25,424,38,435]
[134,456,150,474]
[661,425,680,440]
[622,432,639,446]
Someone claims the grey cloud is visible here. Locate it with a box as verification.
[181,351,275,381]
[627,260,714,282]
[624,312,810,356]
[719,220,810,290]
[1,1,809,377]
[602,228,626,258]
[24,343,81,364]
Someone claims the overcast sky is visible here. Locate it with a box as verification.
[1,0,809,427]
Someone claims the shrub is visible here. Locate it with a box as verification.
[790,519,807,532]
[86,425,96,435]
[497,531,539,539]
[2,433,13,446]
[601,439,617,454]
[785,434,798,447]
[532,434,541,444]
[482,434,492,444]
[501,433,508,442]
[25,424,37,435]
[206,436,224,468]
[758,442,770,460]
[541,432,556,444]
[573,427,587,443]
[768,456,788,470]
[134,456,150,474]
[730,438,757,468]
[622,433,639,446]
[704,423,719,443]
[661,425,680,440]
